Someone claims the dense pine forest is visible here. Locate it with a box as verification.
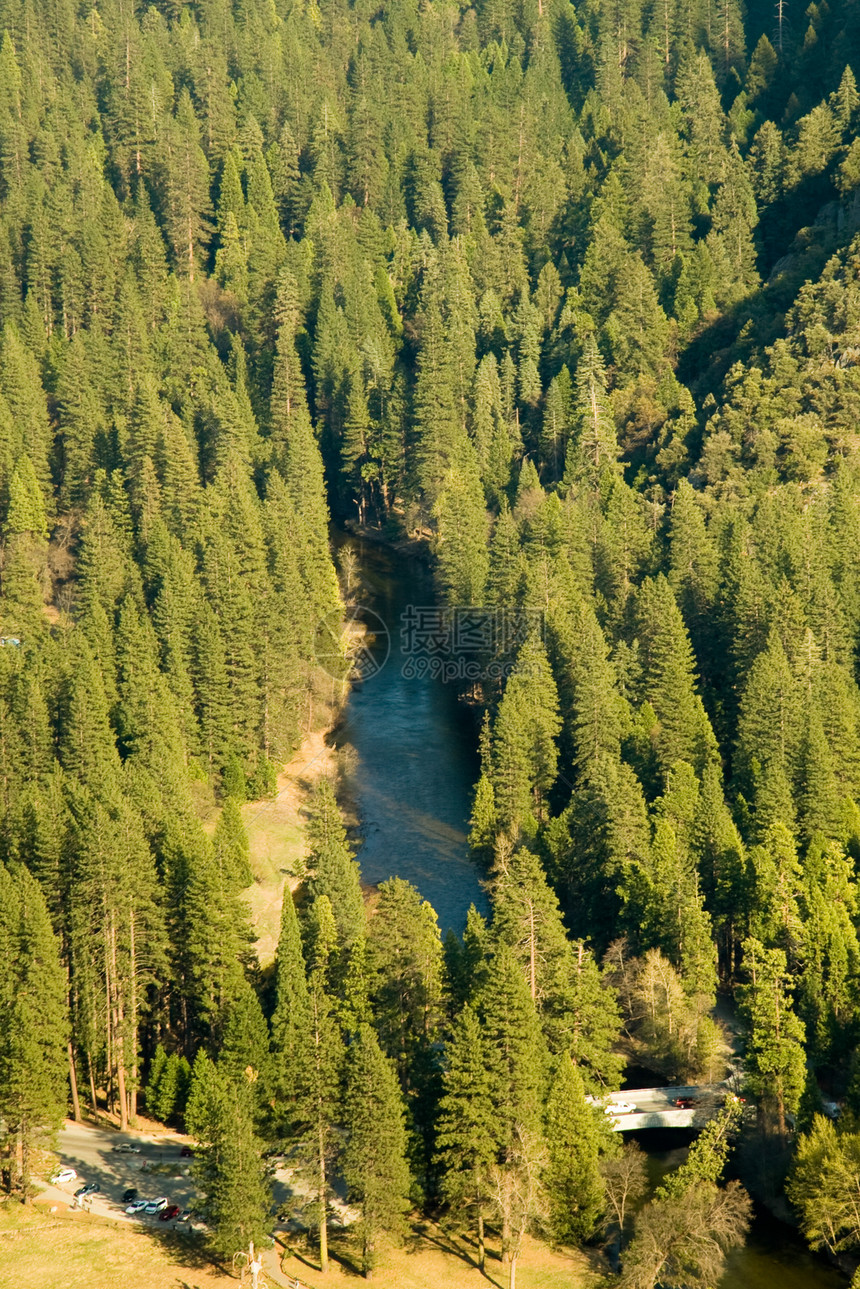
[6,0,860,1279]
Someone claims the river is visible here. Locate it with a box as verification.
[333,535,488,936]
[644,1134,844,1288]
[335,535,844,1288]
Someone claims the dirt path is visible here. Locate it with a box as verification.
[241,726,340,965]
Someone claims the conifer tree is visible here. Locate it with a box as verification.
[368,877,444,1082]
[219,983,273,1102]
[0,326,51,497]
[435,1003,497,1270]
[342,1023,412,1278]
[270,887,311,1109]
[300,957,345,1273]
[738,938,806,1136]
[707,143,759,305]
[735,631,804,830]
[564,336,618,484]
[188,1060,273,1260]
[270,271,330,551]
[491,635,561,835]
[798,839,860,1065]
[477,940,547,1192]
[540,368,572,481]
[164,90,212,281]
[213,797,253,890]
[433,453,490,606]
[0,862,68,1199]
[637,577,716,779]
[5,456,48,538]
[147,1047,192,1125]
[412,283,462,509]
[544,1054,605,1244]
[306,779,365,955]
[491,843,571,1013]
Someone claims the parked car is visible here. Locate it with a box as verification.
[675,1096,698,1108]
[112,1142,141,1154]
[125,1199,148,1214]
[75,1182,100,1197]
[606,1101,636,1115]
[122,1188,139,1203]
[145,1197,169,1214]
[159,1204,181,1221]
[50,1168,77,1185]
[180,1145,194,1158]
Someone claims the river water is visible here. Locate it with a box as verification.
[336,536,844,1288]
[644,1135,844,1288]
[333,536,488,936]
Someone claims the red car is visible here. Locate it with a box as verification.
[675,1096,698,1108]
[159,1204,181,1221]
[180,1145,194,1158]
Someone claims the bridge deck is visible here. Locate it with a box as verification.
[590,1084,732,1131]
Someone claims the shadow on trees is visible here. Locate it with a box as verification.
[679,174,854,402]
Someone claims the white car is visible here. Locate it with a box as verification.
[126,1199,148,1214]
[145,1197,169,1214]
[606,1101,636,1115]
[51,1167,77,1185]
[112,1142,142,1154]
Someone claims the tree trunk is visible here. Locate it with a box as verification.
[68,1041,82,1122]
[477,1212,485,1272]
[510,1251,518,1289]
[105,940,114,1115]
[775,989,786,1138]
[319,1118,328,1273]
[502,1210,511,1263]
[17,1125,26,1202]
[88,1054,98,1116]
[129,913,138,1125]
[117,1054,129,1132]
[111,917,129,1132]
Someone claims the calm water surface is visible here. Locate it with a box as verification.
[338,537,844,1287]
[641,1134,844,1287]
[334,537,488,936]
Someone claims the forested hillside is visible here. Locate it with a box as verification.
[4,0,860,1277]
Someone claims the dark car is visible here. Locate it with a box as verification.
[675,1096,698,1108]
[180,1145,194,1158]
[122,1188,139,1203]
[159,1204,181,1221]
[75,1182,100,1197]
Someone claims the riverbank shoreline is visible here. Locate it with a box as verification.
[241,692,345,965]
[341,516,434,564]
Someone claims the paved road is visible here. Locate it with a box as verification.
[43,1120,198,1229]
[599,1084,727,1131]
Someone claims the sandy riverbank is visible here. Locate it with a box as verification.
[241,719,341,966]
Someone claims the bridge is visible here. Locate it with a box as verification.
[592,1084,733,1131]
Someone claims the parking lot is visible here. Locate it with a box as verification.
[42,1118,358,1251]
[43,1121,200,1228]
